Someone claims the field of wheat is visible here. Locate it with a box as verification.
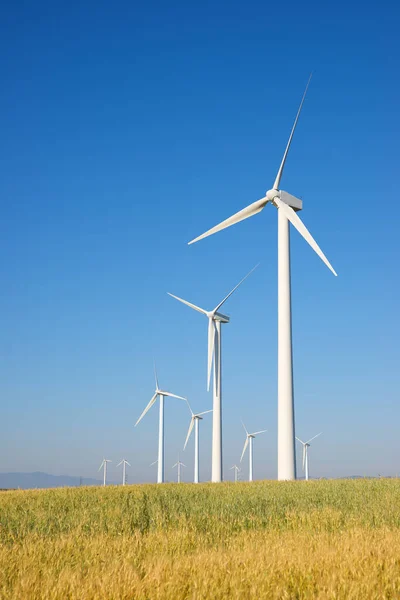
[1,479,400,599]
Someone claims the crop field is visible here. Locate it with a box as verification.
[1,479,400,599]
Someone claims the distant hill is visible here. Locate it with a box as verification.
[0,472,106,490]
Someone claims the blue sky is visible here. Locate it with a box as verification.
[1,0,399,483]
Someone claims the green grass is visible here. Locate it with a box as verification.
[1,479,400,598]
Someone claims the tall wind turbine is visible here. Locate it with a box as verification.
[188,75,336,480]
[98,459,112,487]
[230,464,241,483]
[135,365,186,484]
[168,265,258,482]
[117,459,131,486]
[240,422,267,482]
[183,401,212,483]
[296,432,322,481]
[172,455,186,483]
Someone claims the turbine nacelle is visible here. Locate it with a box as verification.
[213,311,229,323]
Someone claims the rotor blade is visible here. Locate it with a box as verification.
[240,437,249,462]
[241,420,249,436]
[183,417,195,450]
[188,197,268,245]
[172,463,178,468]
[116,460,123,467]
[98,461,104,472]
[135,392,158,426]
[275,198,337,276]
[273,74,312,190]
[185,398,194,416]
[167,293,208,315]
[213,263,259,313]
[197,409,213,417]
[126,461,131,467]
[302,445,306,471]
[207,317,216,391]
[181,463,187,468]
[162,391,186,401]
[251,429,267,436]
[153,361,159,390]
[150,460,158,466]
[305,432,322,445]
[296,436,305,445]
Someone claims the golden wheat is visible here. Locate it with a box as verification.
[1,479,400,599]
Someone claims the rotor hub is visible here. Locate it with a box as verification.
[266,188,280,202]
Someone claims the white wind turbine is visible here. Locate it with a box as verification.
[240,421,267,482]
[98,459,112,487]
[168,264,258,483]
[172,455,186,483]
[230,464,241,483]
[183,401,212,483]
[296,432,322,481]
[188,75,336,480]
[135,365,186,484]
[117,459,131,486]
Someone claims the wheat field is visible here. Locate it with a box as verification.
[1,479,400,599]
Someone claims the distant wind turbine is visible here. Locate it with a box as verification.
[296,432,322,481]
[117,459,131,486]
[172,455,186,483]
[187,75,336,481]
[230,464,241,483]
[168,264,258,482]
[135,364,186,484]
[240,421,267,482]
[98,459,112,487]
[183,400,212,484]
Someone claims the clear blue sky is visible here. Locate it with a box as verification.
[1,1,399,483]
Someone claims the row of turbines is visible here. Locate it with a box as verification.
[99,428,322,485]
[104,75,336,485]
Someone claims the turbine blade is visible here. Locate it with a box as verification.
[98,461,104,472]
[251,429,267,436]
[172,463,177,468]
[305,432,322,445]
[207,317,216,391]
[163,391,186,401]
[275,198,337,276]
[240,437,249,462]
[295,436,305,445]
[150,460,158,466]
[241,420,249,435]
[183,417,195,450]
[125,461,131,467]
[197,409,212,417]
[167,293,208,315]
[153,361,159,390]
[273,73,312,190]
[116,460,123,467]
[213,264,259,313]
[188,197,268,245]
[135,392,158,426]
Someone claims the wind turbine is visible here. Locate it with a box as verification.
[172,455,186,483]
[240,421,267,482]
[168,264,258,482]
[135,364,186,484]
[98,459,112,487]
[183,400,212,483]
[117,459,131,486]
[296,432,322,481]
[230,464,241,483]
[188,75,336,480]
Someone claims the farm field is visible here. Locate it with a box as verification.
[1,479,400,599]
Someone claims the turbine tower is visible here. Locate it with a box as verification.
[296,432,322,481]
[240,421,267,482]
[135,364,186,484]
[188,75,336,480]
[168,265,258,482]
[172,455,186,483]
[98,459,111,487]
[117,459,131,486]
[183,401,212,484]
[230,464,241,483]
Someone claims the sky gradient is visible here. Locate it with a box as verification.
[1,1,399,483]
